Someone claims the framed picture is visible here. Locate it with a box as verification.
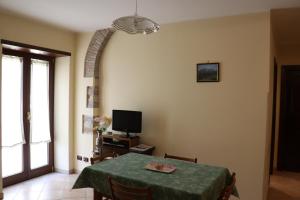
[86,86,99,108]
[197,63,220,82]
[82,115,98,134]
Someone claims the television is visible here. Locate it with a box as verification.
[112,110,142,137]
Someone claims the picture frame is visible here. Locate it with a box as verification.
[197,63,220,82]
[86,86,99,108]
[82,115,98,134]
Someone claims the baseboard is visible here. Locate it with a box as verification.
[0,192,3,200]
[74,169,82,174]
[54,168,75,174]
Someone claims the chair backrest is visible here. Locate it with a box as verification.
[108,176,152,200]
[219,173,236,200]
[90,152,117,165]
[90,156,101,165]
[164,153,197,163]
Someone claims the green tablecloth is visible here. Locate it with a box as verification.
[73,153,238,200]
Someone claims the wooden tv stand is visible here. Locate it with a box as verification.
[100,134,139,156]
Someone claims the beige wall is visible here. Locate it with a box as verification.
[74,13,272,200]
[0,47,2,195]
[278,44,300,64]
[0,12,75,53]
[54,57,74,173]
[263,20,276,200]
[0,9,274,200]
[0,11,76,190]
[74,32,95,171]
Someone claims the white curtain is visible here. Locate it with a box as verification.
[30,59,51,143]
[1,55,25,147]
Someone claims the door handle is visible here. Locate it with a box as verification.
[27,112,31,121]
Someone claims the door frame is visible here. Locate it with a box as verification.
[277,65,300,170]
[269,58,278,175]
[2,48,55,187]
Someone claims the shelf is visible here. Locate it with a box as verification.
[102,134,139,141]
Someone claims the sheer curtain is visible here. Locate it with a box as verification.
[1,55,25,147]
[30,59,51,144]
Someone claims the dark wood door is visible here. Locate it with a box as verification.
[270,58,278,175]
[1,49,55,187]
[278,65,300,171]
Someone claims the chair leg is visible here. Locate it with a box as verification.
[94,190,103,200]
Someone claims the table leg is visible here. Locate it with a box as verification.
[94,190,103,200]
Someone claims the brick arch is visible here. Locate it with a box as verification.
[84,28,115,78]
[83,28,115,124]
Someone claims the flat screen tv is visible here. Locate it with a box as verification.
[112,110,142,137]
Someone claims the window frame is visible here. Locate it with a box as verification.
[2,48,55,187]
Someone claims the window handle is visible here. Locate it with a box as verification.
[27,112,31,121]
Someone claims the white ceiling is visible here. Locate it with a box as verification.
[0,0,300,32]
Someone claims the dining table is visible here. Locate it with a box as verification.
[73,153,238,200]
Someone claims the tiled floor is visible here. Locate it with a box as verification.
[268,171,300,200]
[8,171,300,200]
[3,173,94,200]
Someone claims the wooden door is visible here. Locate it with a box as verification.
[278,65,300,171]
[1,49,54,186]
[270,58,278,174]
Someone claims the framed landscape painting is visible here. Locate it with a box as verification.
[197,63,220,82]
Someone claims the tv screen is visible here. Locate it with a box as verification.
[112,110,142,134]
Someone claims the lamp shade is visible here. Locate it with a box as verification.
[112,15,160,34]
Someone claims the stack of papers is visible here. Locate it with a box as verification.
[130,144,154,152]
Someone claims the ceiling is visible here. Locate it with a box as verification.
[0,0,300,32]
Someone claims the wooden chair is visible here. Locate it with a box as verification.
[218,173,236,200]
[90,152,117,165]
[164,153,197,163]
[108,176,152,200]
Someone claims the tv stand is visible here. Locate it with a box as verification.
[123,132,138,138]
[100,134,139,156]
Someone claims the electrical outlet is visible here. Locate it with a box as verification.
[77,155,82,161]
[83,157,89,162]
